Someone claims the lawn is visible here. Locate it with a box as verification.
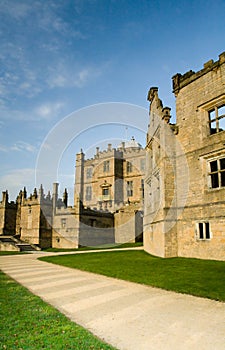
[0,271,117,350]
[40,250,225,301]
[44,242,143,252]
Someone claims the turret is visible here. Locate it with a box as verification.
[74,150,85,207]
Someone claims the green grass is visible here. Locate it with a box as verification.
[0,271,117,350]
[44,242,143,252]
[40,250,225,302]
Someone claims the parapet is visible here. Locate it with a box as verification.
[172,52,225,96]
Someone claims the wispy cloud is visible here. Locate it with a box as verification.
[35,102,65,120]
[0,0,89,105]
[47,62,101,89]
[0,1,32,19]
[11,141,37,153]
[0,141,37,153]
[1,99,65,122]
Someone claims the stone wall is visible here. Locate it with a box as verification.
[144,52,225,260]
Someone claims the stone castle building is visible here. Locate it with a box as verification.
[1,52,224,260]
[74,138,145,243]
[74,138,145,212]
[144,52,225,260]
[0,138,145,251]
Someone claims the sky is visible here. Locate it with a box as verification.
[0,0,225,203]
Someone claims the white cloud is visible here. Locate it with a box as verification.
[1,99,65,122]
[0,141,37,153]
[36,102,64,120]
[47,63,100,89]
[0,1,32,19]
[11,141,37,153]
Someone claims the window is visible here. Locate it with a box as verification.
[61,218,66,228]
[127,161,132,173]
[86,168,92,179]
[196,222,211,240]
[102,188,109,196]
[140,159,145,171]
[141,179,144,199]
[208,158,225,189]
[103,160,110,172]
[85,186,92,201]
[209,104,225,134]
[127,181,133,197]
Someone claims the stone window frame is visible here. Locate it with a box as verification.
[86,167,92,179]
[103,160,110,172]
[198,94,225,136]
[126,161,133,173]
[102,187,109,196]
[195,221,211,241]
[208,157,225,189]
[200,149,225,191]
[140,158,145,171]
[85,186,92,201]
[126,180,133,197]
[208,104,225,134]
[141,179,144,199]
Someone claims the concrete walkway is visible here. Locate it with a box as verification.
[0,251,225,350]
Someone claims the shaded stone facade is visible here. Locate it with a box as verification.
[144,52,225,260]
[74,139,145,243]
[75,139,145,212]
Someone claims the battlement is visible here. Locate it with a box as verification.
[172,52,225,96]
[80,138,144,164]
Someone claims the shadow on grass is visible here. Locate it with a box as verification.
[40,250,225,302]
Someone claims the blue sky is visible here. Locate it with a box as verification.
[0,0,225,203]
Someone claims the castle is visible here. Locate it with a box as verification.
[1,52,225,260]
[0,138,145,251]
[144,52,225,260]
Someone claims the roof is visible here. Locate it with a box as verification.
[118,137,143,150]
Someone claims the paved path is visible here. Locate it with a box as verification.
[0,251,225,350]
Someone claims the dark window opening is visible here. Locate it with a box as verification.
[205,222,210,239]
[102,188,109,196]
[211,173,219,188]
[199,222,204,239]
[210,160,218,172]
[209,158,225,189]
[209,105,225,134]
[127,181,133,197]
[197,222,211,240]
[141,179,144,199]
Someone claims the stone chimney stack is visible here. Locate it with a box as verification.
[1,191,8,207]
[52,182,59,214]
[74,150,85,207]
[63,188,68,208]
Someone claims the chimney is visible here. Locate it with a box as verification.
[63,188,68,208]
[52,183,59,214]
